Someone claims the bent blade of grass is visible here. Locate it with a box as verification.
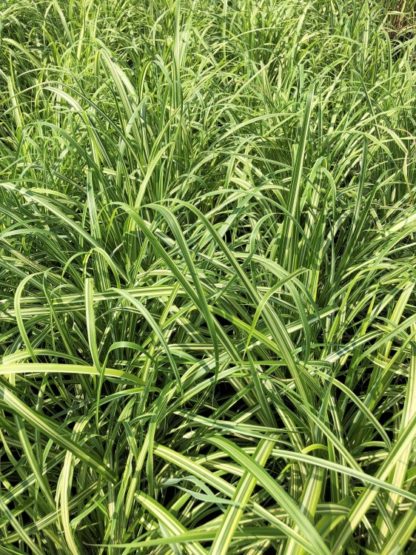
[208,436,330,555]
[154,443,313,549]
[135,491,207,555]
[94,527,286,551]
[0,381,115,482]
[56,419,90,555]
[211,439,274,554]
[0,363,143,385]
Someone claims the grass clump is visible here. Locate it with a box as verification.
[0,0,415,553]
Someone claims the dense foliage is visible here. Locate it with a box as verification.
[0,0,415,553]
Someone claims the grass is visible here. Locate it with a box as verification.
[0,0,415,553]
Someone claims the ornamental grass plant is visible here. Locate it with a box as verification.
[0,0,415,553]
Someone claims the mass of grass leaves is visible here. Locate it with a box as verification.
[0,0,415,553]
